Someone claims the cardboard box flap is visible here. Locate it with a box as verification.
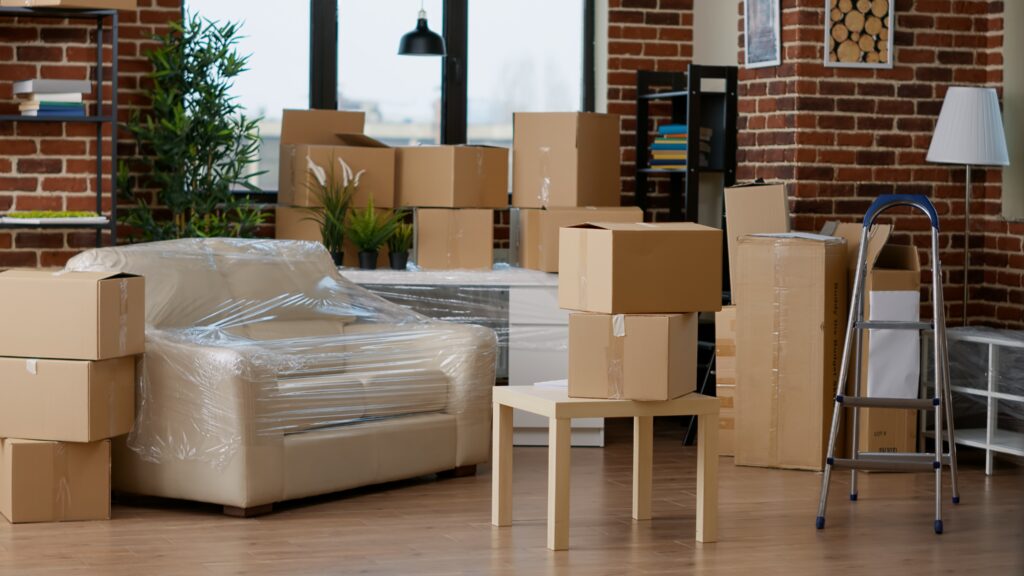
[724,184,790,297]
[281,109,366,146]
[743,232,843,243]
[568,222,709,232]
[0,270,139,282]
[822,221,893,271]
[875,244,920,272]
[334,133,389,148]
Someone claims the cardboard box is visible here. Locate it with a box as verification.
[274,206,389,269]
[396,146,509,208]
[568,313,697,401]
[1,0,135,8]
[517,207,643,272]
[558,222,722,314]
[715,305,737,456]
[0,271,144,361]
[0,357,134,443]
[723,184,790,304]
[414,209,493,270]
[825,222,920,454]
[512,112,621,208]
[279,134,396,209]
[734,233,847,471]
[0,439,110,524]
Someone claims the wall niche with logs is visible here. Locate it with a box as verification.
[824,0,893,69]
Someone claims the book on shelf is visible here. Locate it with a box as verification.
[653,137,686,145]
[651,153,687,161]
[13,79,91,95]
[21,108,87,118]
[651,142,687,151]
[18,92,83,104]
[19,101,85,111]
[657,123,687,135]
[648,165,686,171]
[650,158,687,166]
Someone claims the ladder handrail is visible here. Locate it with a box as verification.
[863,194,940,230]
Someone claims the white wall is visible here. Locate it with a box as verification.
[694,0,740,226]
[1004,0,1023,220]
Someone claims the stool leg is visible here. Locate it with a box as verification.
[492,403,513,527]
[632,415,653,521]
[548,417,571,551]
[696,412,719,543]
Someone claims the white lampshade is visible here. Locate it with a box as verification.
[927,86,1010,166]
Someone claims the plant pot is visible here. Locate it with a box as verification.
[330,251,344,267]
[389,251,409,270]
[358,250,379,270]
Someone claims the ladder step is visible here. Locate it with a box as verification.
[856,320,933,331]
[837,396,938,409]
[858,452,952,465]
[829,458,937,472]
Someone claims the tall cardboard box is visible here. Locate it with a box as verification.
[734,233,847,471]
[723,184,790,303]
[517,207,643,272]
[0,439,110,524]
[558,222,722,314]
[512,112,621,208]
[0,357,134,442]
[568,313,697,401]
[280,134,396,209]
[415,209,493,270]
[396,146,509,208]
[715,305,737,456]
[825,222,920,454]
[274,206,389,269]
[0,271,144,360]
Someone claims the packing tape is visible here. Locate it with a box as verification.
[607,320,626,400]
[52,442,71,522]
[538,146,551,207]
[118,278,129,355]
[25,359,37,375]
[577,232,588,310]
[445,212,463,268]
[612,314,626,337]
[769,239,784,463]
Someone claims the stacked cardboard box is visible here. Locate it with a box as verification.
[558,222,722,401]
[395,145,509,270]
[513,112,639,273]
[715,305,737,457]
[0,271,144,523]
[275,109,395,268]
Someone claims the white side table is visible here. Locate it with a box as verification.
[491,386,720,551]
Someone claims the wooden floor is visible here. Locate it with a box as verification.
[1,419,1021,575]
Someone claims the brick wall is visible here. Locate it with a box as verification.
[607,0,694,221]
[737,0,1020,328]
[0,0,180,268]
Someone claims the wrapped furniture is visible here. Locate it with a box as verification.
[65,239,497,514]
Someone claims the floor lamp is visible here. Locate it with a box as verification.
[926,86,1010,325]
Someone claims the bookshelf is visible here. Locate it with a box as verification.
[0,7,119,247]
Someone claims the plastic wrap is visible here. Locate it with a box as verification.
[65,239,499,471]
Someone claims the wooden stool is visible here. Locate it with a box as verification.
[491,386,720,551]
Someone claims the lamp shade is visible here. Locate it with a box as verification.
[398,10,446,56]
[927,86,1010,166]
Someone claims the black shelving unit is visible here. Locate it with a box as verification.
[0,7,119,246]
[634,65,737,222]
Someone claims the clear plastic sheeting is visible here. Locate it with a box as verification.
[938,327,1024,430]
[65,239,498,469]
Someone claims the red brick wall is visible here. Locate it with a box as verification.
[0,0,181,268]
[607,0,694,221]
[737,0,1019,327]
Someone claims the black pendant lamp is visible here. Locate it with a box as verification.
[398,3,446,56]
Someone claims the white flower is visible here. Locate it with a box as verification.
[338,157,354,188]
[353,169,366,188]
[306,156,327,187]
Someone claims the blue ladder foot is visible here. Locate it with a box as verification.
[952,496,960,505]
[816,516,825,530]
[934,520,944,534]
[849,493,858,502]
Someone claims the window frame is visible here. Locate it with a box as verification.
[309,0,596,144]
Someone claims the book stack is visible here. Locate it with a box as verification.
[13,79,91,117]
[649,124,688,170]
[649,124,715,170]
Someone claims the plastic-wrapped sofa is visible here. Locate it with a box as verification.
[65,238,497,515]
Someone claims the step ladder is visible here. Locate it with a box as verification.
[816,194,960,534]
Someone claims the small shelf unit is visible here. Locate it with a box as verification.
[0,7,119,246]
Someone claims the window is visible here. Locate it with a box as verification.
[185,0,311,190]
[338,0,444,146]
[466,1,585,148]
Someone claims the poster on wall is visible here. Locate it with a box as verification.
[824,0,894,68]
[744,0,781,68]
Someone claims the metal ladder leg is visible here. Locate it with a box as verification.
[931,232,960,504]
[930,225,945,535]
[850,290,866,502]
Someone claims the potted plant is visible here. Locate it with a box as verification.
[346,197,405,270]
[387,221,413,270]
[302,157,357,266]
